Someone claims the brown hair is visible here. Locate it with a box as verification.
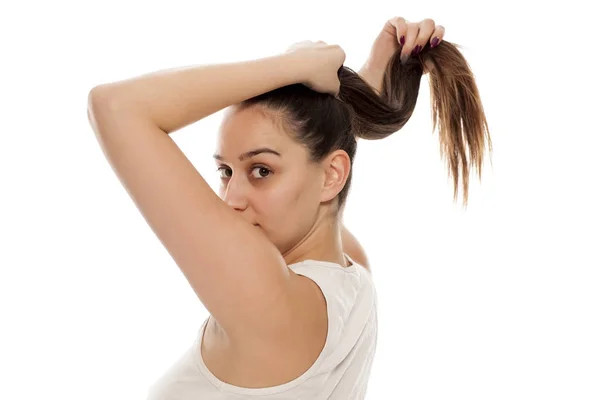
[240,40,492,215]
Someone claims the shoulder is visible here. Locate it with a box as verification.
[202,271,327,385]
[230,271,328,368]
[341,227,371,273]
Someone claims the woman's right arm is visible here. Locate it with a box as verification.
[89,41,344,135]
[89,52,308,135]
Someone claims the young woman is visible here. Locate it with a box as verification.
[88,16,490,400]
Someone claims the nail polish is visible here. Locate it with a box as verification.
[431,37,440,48]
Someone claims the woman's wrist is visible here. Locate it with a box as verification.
[358,64,384,95]
[279,50,313,87]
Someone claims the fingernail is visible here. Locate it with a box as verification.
[400,53,409,65]
[431,37,440,48]
[400,36,405,45]
[411,45,421,57]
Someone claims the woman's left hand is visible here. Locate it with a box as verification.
[362,17,445,77]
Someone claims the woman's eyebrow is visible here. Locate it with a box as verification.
[213,147,282,162]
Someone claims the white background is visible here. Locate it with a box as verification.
[1,0,599,399]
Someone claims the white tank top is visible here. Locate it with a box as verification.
[147,254,378,399]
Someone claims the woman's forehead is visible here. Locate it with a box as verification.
[219,107,285,139]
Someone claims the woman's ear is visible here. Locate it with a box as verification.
[320,150,351,203]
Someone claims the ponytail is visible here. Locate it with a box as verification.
[337,40,493,207]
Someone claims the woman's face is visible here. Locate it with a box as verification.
[213,105,325,254]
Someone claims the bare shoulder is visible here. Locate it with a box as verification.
[341,226,371,272]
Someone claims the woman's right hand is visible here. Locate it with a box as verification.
[285,40,346,97]
[359,17,445,93]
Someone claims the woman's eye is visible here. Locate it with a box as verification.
[251,166,272,179]
[216,166,271,180]
[216,167,231,179]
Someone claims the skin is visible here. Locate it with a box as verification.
[209,15,446,271]
[213,104,352,268]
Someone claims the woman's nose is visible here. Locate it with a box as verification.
[222,180,248,210]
